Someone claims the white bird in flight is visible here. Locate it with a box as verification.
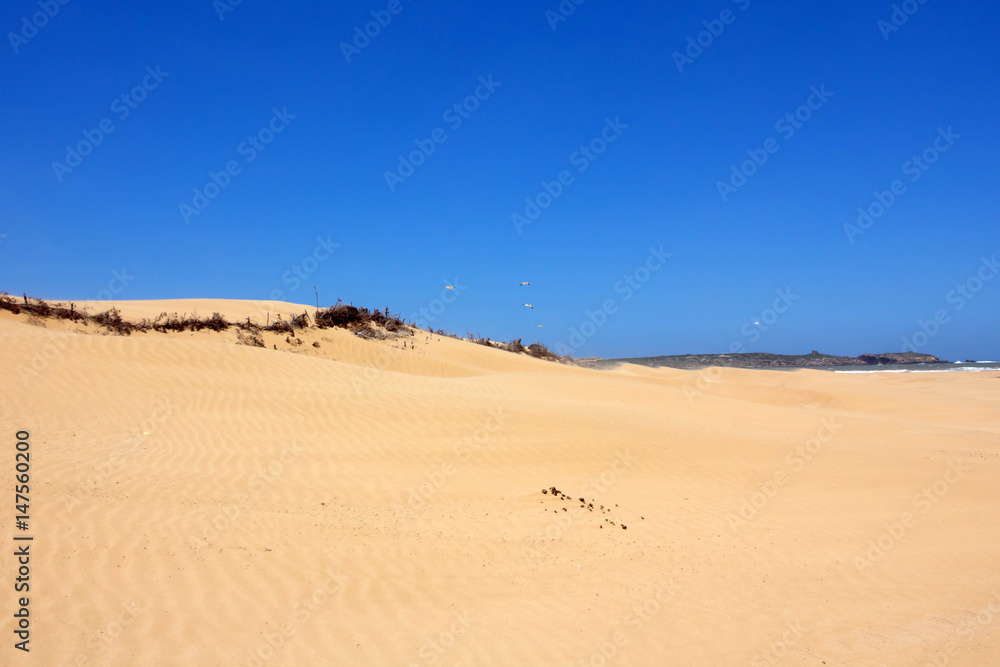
[522,303,534,309]
[519,282,531,286]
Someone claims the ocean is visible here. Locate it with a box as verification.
[829,361,1000,374]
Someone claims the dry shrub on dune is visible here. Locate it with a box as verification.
[315,301,408,336]
[2,293,572,364]
[503,338,526,354]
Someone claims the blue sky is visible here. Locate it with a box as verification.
[2,0,998,361]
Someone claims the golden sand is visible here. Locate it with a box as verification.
[2,298,998,665]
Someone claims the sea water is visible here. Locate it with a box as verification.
[830,361,1000,374]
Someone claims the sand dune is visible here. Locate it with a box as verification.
[2,299,999,666]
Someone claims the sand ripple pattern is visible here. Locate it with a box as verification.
[2,306,999,665]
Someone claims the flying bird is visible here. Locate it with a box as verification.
[519,282,531,286]
[522,303,534,309]
[536,324,544,328]
[445,286,455,290]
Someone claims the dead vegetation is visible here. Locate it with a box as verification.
[526,342,562,362]
[502,338,527,354]
[315,302,406,333]
[1,292,573,363]
[466,332,572,364]
[236,328,265,348]
[314,301,410,341]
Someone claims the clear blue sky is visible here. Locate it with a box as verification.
[2,1,998,361]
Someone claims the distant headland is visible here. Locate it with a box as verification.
[577,351,948,370]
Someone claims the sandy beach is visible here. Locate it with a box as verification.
[2,298,999,666]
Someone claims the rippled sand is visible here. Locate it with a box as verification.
[2,299,999,666]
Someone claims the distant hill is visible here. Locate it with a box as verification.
[578,351,948,370]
